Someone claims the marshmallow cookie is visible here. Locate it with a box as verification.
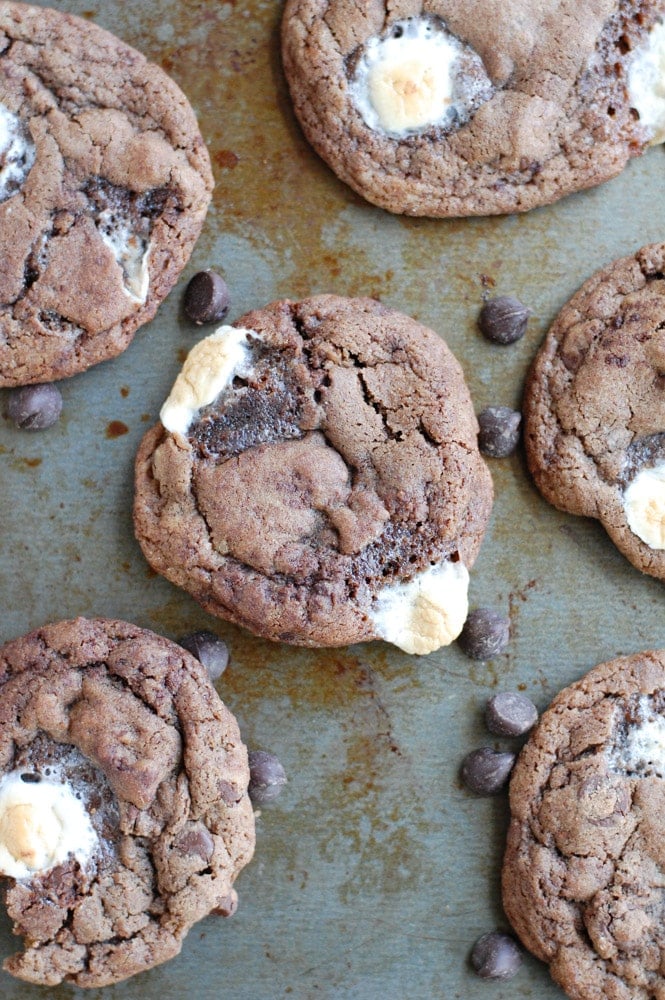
[0,617,255,987]
[524,242,665,581]
[0,3,213,386]
[503,651,665,1000]
[281,1,665,217]
[134,295,493,654]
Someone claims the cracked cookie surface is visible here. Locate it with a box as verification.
[524,242,665,581]
[133,294,493,653]
[0,617,255,987]
[503,651,665,1000]
[0,2,213,386]
[281,0,664,217]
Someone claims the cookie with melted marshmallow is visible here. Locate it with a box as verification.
[0,2,213,386]
[503,651,665,999]
[133,294,493,653]
[0,617,254,987]
[524,242,665,581]
[281,0,665,217]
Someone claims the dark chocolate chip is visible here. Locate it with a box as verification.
[20,772,42,783]
[248,750,287,804]
[458,609,510,661]
[6,383,63,430]
[179,630,229,681]
[461,747,515,794]
[471,931,522,980]
[183,270,230,325]
[175,826,215,861]
[485,692,538,737]
[478,296,530,345]
[478,406,522,458]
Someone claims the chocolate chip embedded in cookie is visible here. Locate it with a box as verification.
[0,3,213,386]
[281,1,665,217]
[524,242,665,581]
[502,650,665,1000]
[133,294,493,653]
[0,617,255,988]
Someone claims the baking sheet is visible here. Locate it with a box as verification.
[2,1,665,997]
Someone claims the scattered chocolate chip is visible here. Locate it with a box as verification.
[179,630,229,681]
[471,931,523,980]
[458,609,510,661]
[485,692,538,737]
[6,383,63,430]
[183,269,230,325]
[248,750,287,804]
[20,772,41,783]
[478,295,531,345]
[478,406,522,458]
[461,747,515,794]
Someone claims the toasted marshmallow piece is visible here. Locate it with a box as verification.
[160,325,258,436]
[629,20,665,144]
[0,772,98,879]
[350,18,491,137]
[370,560,469,655]
[624,461,665,549]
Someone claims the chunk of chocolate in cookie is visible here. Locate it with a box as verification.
[281,2,665,217]
[134,295,493,653]
[0,618,255,988]
[524,242,665,581]
[503,650,665,999]
[0,3,213,386]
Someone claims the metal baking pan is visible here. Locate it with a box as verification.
[1,2,664,997]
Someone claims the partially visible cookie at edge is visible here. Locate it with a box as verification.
[524,242,665,581]
[0,617,255,988]
[0,2,213,386]
[281,0,665,217]
[134,294,493,654]
[503,650,665,1000]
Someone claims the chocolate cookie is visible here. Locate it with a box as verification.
[134,294,493,654]
[0,3,213,386]
[281,1,665,217]
[503,651,665,1000]
[524,242,665,581]
[0,617,255,987]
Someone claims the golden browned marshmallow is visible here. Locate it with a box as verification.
[0,772,97,879]
[624,462,665,548]
[160,326,258,436]
[369,560,469,655]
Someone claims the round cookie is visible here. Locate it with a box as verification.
[524,242,665,581]
[503,650,665,1000]
[281,1,665,217]
[0,2,213,386]
[133,294,493,654]
[0,617,255,988]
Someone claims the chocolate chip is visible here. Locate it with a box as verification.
[6,383,63,430]
[478,295,530,344]
[179,630,229,681]
[183,270,230,325]
[20,772,41,783]
[485,692,538,737]
[471,931,522,980]
[175,826,214,861]
[458,609,510,660]
[478,406,521,458]
[461,747,515,794]
[248,750,287,804]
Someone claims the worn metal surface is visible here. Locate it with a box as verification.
[1,1,665,997]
